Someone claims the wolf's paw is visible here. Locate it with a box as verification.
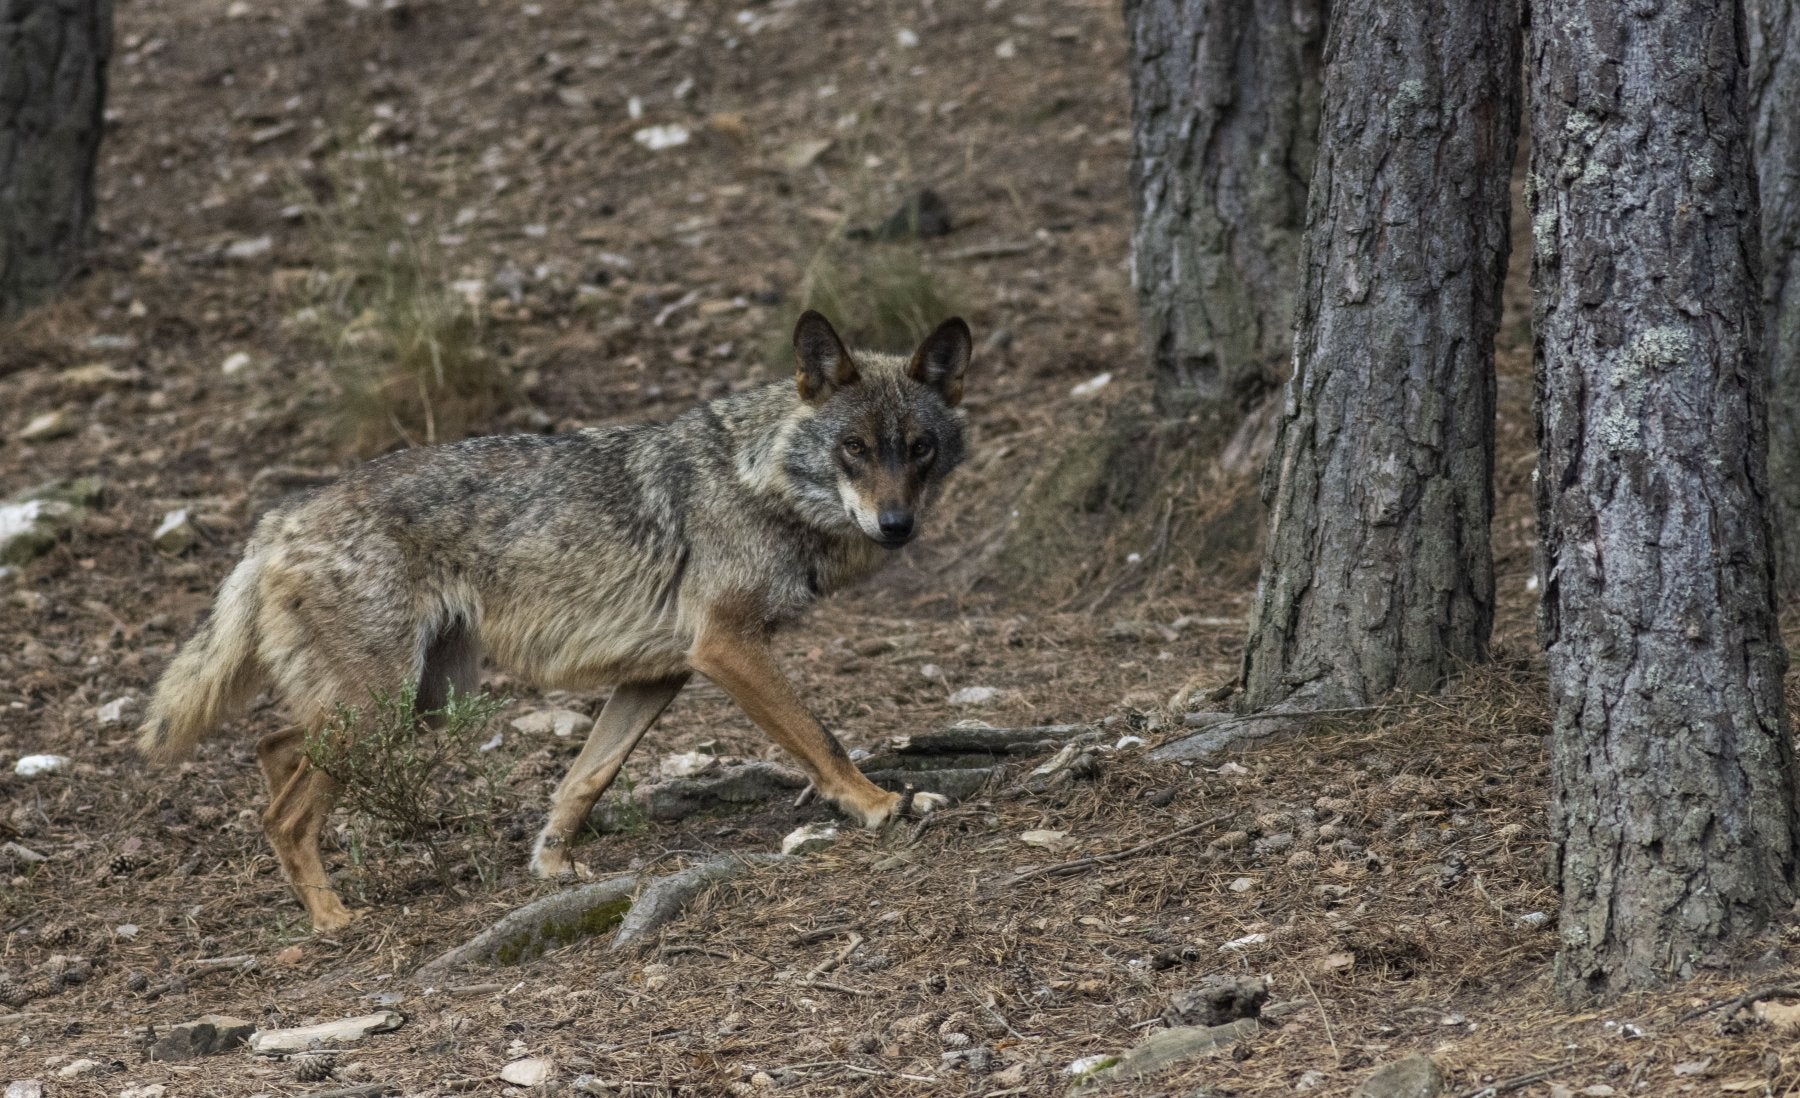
[310,902,361,935]
[889,788,949,824]
[528,839,593,881]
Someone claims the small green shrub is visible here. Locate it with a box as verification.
[303,684,515,895]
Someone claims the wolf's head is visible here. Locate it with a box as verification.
[781,310,972,548]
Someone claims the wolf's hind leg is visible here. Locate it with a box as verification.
[257,728,356,932]
[529,673,690,879]
[690,626,947,829]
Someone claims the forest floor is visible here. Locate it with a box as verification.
[3,0,1799,1095]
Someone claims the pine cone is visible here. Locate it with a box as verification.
[109,852,141,876]
[39,922,78,947]
[0,977,28,1008]
[189,804,225,827]
[295,1053,337,1083]
[20,976,55,1002]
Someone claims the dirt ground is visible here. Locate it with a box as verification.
[4,0,1800,1094]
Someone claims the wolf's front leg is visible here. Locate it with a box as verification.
[530,674,690,878]
[689,624,947,828]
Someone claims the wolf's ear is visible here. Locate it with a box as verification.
[794,310,860,404]
[907,317,972,406]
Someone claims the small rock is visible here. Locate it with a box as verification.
[1352,1054,1446,1098]
[948,686,1000,706]
[781,822,840,856]
[501,1057,552,1087]
[220,351,252,375]
[13,755,70,778]
[0,499,75,565]
[1019,829,1072,850]
[1220,932,1269,952]
[0,842,46,865]
[16,410,75,442]
[1229,876,1256,893]
[1070,373,1113,399]
[632,124,690,151]
[95,696,137,726]
[777,137,833,172]
[3,1084,42,1098]
[119,1087,166,1098]
[1297,1070,1329,1090]
[152,509,197,556]
[510,708,593,739]
[224,235,273,261]
[56,1059,99,1078]
[1114,734,1146,750]
[275,945,304,965]
[853,637,896,657]
[1164,975,1270,1027]
[147,1015,257,1061]
[658,750,717,780]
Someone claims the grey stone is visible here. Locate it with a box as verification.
[1164,975,1270,1027]
[146,1014,255,1060]
[1352,1054,1446,1098]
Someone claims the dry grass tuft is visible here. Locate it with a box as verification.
[297,136,508,455]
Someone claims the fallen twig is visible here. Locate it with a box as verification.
[189,954,256,973]
[1457,1063,1568,1097]
[1007,814,1232,884]
[807,931,864,978]
[784,977,873,997]
[1678,983,1800,1023]
[940,241,1033,261]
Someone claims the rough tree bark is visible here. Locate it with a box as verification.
[1748,0,1800,588]
[0,0,112,316]
[988,0,1324,600]
[1123,0,1325,421]
[1532,0,1800,1001]
[1237,0,1518,710]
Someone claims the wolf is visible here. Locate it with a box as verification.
[137,311,973,931]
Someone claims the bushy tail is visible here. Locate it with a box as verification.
[137,551,269,763]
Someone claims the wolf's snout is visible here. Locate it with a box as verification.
[877,508,915,545]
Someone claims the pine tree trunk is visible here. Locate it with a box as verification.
[1238,0,1517,710]
[0,0,112,316]
[1123,0,1324,421]
[1749,0,1800,589]
[1532,0,1800,1001]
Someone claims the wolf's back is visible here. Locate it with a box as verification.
[137,549,270,763]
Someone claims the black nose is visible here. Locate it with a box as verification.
[877,510,915,542]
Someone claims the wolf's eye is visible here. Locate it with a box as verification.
[842,436,868,457]
[909,439,935,460]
